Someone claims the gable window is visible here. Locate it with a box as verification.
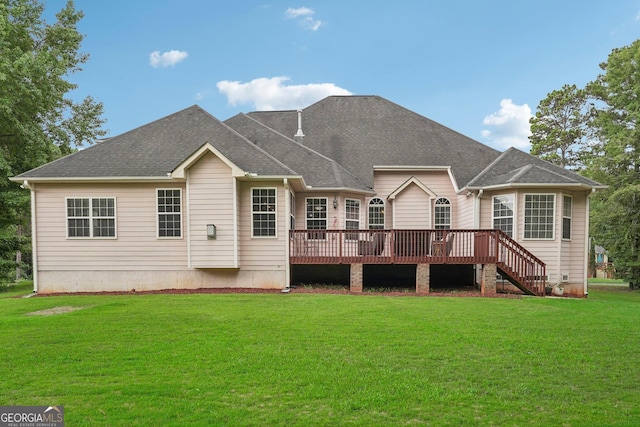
[157,189,182,238]
[562,195,572,240]
[252,188,277,237]
[434,197,451,229]
[345,199,360,240]
[306,197,327,239]
[368,198,385,229]
[524,194,555,239]
[66,197,116,239]
[493,195,514,237]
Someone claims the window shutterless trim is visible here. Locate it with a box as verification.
[523,193,555,240]
[65,196,117,239]
[251,187,277,238]
[156,188,183,239]
[562,194,572,240]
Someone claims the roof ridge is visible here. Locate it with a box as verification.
[465,147,513,187]
[207,113,300,176]
[237,113,370,189]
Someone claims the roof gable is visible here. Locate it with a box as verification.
[388,176,438,200]
[15,106,296,180]
[466,147,604,189]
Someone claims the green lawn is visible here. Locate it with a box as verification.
[1,287,639,426]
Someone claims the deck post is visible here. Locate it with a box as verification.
[481,263,497,295]
[350,263,363,292]
[416,264,430,294]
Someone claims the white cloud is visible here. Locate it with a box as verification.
[481,99,532,150]
[285,7,314,18]
[149,50,188,68]
[285,7,324,31]
[216,76,352,111]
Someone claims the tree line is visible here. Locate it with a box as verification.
[530,40,640,289]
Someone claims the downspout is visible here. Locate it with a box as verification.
[584,189,595,296]
[284,179,291,289]
[22,181,38,293]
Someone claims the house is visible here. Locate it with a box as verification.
[12,96,604,296]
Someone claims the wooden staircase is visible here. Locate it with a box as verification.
[493,230,546,296]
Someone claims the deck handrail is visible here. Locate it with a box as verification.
[289,229,545,295]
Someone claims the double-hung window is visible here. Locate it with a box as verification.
[368,198,385,229]
[157,189,182,238]
[434,197,451,230]
[493,195,514,237]
[562,195,572,240]
[345,199,360,240]
[252,188,277,237]
[306,197,327,239]
[524,194,555,239]
[66,197,116,238]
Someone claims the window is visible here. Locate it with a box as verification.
[562,195,572,240]
[368,198,385,229]
[66,197,116,238]
[345,199,360,240]
[434,197,451,230]
[289,192,296,232]
[493,195,514,237]
[306,197,327,239]
[157,189,182,238]
[524,194,555,239]
[252,188,277,237]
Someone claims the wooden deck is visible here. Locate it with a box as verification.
[290,229,546,295]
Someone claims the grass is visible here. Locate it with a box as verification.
[1,288,640,426]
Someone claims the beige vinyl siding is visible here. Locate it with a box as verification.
[558,191,587,286]
[393,183,430,229]
[187,152,237,268]
[373,171,457,228]
[237,181,287,272]
[480,189,591,287]
[456,193,475,229]
[34,182,188,271]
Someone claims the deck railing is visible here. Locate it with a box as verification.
[289,229,546,295]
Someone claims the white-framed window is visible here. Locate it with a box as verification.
[345,199,360,240]
[493,194,514,237]
[66,197,116,239]
[306,197,327,239]
[434,197,451,230]
[157,189,182,238]
[524,194,555,239]
[368,198,385,229]
[562,194,572,240]
[252,188,277,237]
[289,192,296,233]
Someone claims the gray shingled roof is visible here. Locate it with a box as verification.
[15,105,297,179]
[466,148,604,188]
[224,113,370,191]
[248,95,503,188]
[14,97,604,193]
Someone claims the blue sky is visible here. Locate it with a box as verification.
[48,1,640,151]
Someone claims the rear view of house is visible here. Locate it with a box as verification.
[12,96,604,296]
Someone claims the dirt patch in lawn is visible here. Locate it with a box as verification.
[26,306,89,316]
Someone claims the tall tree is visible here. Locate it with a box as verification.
[584,39,640,289]
[0,0,105,283]
[529,84,590,169]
